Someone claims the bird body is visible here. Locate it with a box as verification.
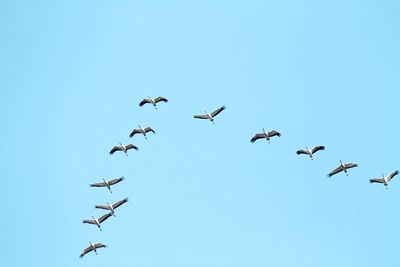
[250,128,281,143]
[83,213,112,231]
[79,242,106,258]
[90,177,124,193]
[370,170,399,188]
[129,125,155,139]
[327,160,358,177]
[95,198,129,217]
[109,143,138,156]
[193,106,225,124]
[139,96,168,109]
[296,146,325,160]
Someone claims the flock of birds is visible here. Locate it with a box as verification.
[79,95,398,258]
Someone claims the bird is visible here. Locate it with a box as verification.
[369,170,399,189]
[79,242,106,258]
[90,177,124,193]
[109,143,138,156]
[193,106,225,124]
[82,213,112,231]
[139,96,168,109]
[95,198,128,217]
[296,146,325,160]
[327,160,358,177]
[129,125,155,139]
[250,129,281,143]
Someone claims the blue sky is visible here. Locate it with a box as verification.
[1,1,400,266]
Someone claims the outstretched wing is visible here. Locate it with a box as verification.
[94,243,106,249]
[210,106,225,118]
[139,98,151,106]
[108,177,124,185]
[193,114,209,119]
[82,219,96,225]
[144,127,155,134]
[387,170,399,182]
[125,144,138,151]
[109,146,122,155]
[154,96,168,103]
[311,146,325,154]
[80,246,94,258]
[296,149,308,155]
[112,198,128,209]
[327,165,344,177]
[90,181,107,188]
[268,130,281,137]
[250,133,265,143]
[95,204,111,211]
[129,129,141,138]
[98,213,112,223]
[344,163,358,169]
[369,178,385,184]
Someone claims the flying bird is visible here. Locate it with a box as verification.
[327,160,358,177]
[296,146,325,160]
[109,143,138,156]
[129,125,155,139]
[95,198,128,217]
[250,129,281,143]
[193,106,225,124]
[139,96,168,109]
[79,242,106,258]
[82,213,112,231]
[369,170,399,189]
[90,177,124,193]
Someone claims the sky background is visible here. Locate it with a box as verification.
[1,1,400,266]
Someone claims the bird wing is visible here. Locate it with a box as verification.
[95,204,111,210]
[268,130,281,137]
[387,170,399,182]
[369,178,385,184]
[144,127,155,134]
[94,243,106,249]
[344,163,358,169]
[109,146,122,154]
[125,144,138,151]
[82,219,96,225]
[90,181,107,187]
[80,246,94,258]
[327,165,344,177]
[296,149,308,155]
[112,198,128,209]
[139,98,151,106]
[193,114,209,119]
[250,133,265,143]
[311,146,325,154]
[97,213,112,223]
[108,177,124,185]
[154,96,168,103]
[129,129,141,138]
[210,106,226,118]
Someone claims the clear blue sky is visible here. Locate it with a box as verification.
[1,1,400,266]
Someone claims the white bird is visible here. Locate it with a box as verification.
[95,198,128,217]
[250,128,281,143]
[296,146,325,160]
[193,106,225,124]
[79,242,106,258]
[369,170,399,189]
[90,177,124,193]
[82,213,112,231]
[129,125,155,139]
[139,96,168,109]
[327,160,358,177]
[109,143,138,156]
